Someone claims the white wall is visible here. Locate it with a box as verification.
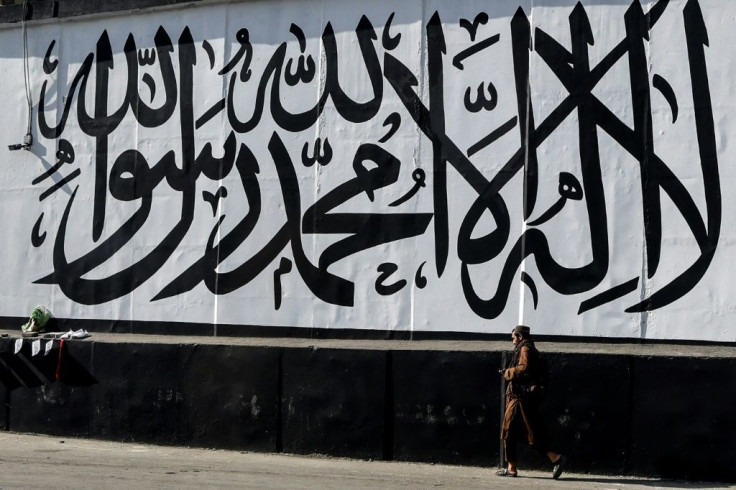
[0,0,733,341]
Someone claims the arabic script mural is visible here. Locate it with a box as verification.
[0,0,731,340]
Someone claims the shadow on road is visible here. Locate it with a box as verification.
[525,475,732,488]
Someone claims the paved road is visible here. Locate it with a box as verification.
[0,432,730,489]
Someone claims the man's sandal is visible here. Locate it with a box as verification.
[552,455,567,479]
[496,468,518,477]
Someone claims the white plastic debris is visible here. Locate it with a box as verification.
[59,329,90,340]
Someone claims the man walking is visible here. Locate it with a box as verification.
[497,325,566,478]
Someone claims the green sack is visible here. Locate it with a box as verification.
[21,306,51,332]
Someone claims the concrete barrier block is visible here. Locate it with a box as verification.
[630,356,736,482]
[8,341,94,436]
[181,344,279,451]
[535,353,631,475]
[281,348,386,460]
[391,350,501,466]
[89,342,189,444]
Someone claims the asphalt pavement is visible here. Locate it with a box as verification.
[0,432,731,489]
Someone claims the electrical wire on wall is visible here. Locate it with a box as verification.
[9,0,33,151]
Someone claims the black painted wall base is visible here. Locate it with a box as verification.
[0,337,733,483]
